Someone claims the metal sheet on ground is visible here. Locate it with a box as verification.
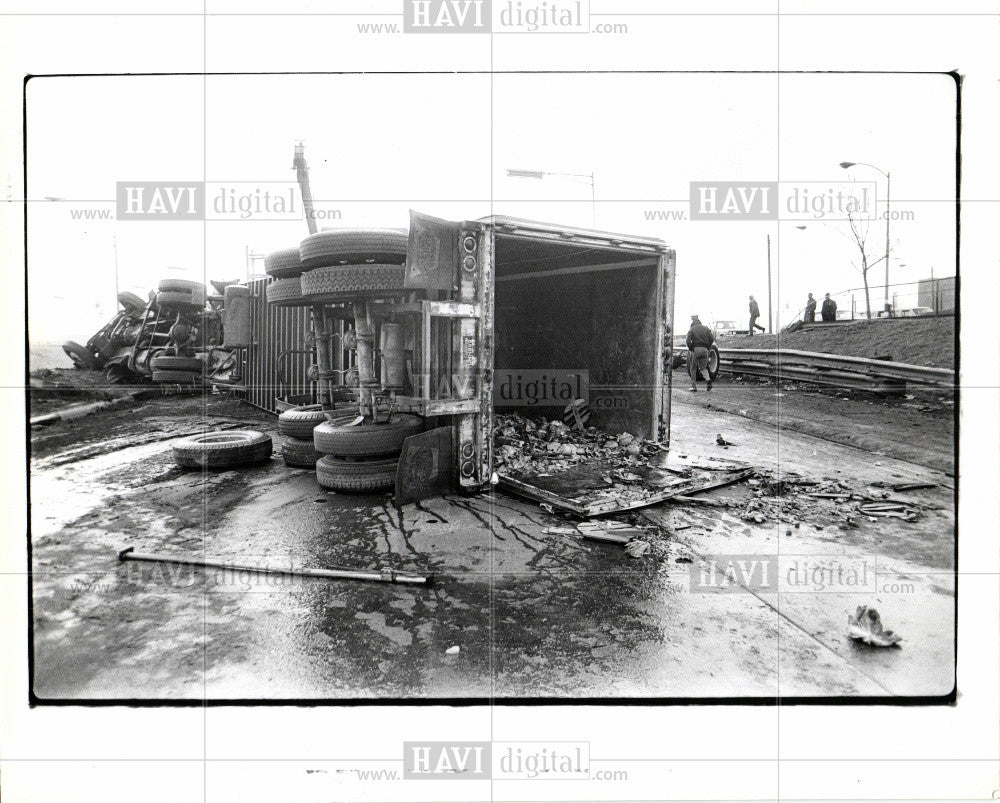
[499,455,752,517]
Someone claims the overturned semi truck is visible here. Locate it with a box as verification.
[236,211,684,507]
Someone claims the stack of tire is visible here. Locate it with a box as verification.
[156,278,206,312]
[298,229,409,303]
[296,230,415,493]
[276,404,327,469]
[263,247,310,308]
[312,414,423,493]
[150,354,204,384]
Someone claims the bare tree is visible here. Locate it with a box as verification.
[839,210,888,320]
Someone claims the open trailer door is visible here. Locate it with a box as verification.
[392,210,494,502]
[479,218,737,517]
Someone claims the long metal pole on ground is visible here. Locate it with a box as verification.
[118,547,431,586]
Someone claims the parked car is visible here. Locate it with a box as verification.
[898,306,934,317]
[712,319,742,337]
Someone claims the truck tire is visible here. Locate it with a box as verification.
[157,290,205,311]
[313,414,423,457]
[264,248,304,279]
[151,369,201,384]
[685,346,721,382]
[315,455,398,492]
[173,430,272,469]
[278,404,329,439]
[151,355,203,372]
[299,229,407,268]
[265,277,311,307]
[300,264,406,300]
[62,340,100,369]
[281,436,320,468]
[118,291,147,316]
[158,278,206,295]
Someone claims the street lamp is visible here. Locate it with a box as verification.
[840,160,892,315]
[506,167,596,226]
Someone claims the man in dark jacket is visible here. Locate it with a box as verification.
[804,293,817,322]
[821,293,837,322]
[685,315,715,392]
[748,295,765,335]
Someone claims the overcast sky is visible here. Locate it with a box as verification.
[26,72,956,344]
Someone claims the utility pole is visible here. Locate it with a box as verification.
[883,171,891,315]
[766,234,773,333]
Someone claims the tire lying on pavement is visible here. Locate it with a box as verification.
[265,277,312,307]
[264,248,304,279]
[173,430,273,469]
[300,264,406,301]
[281,437,320,468]
[315,455,398,492]
[62,340,101,369]
[151,355,203,372]
[299,229,407,268]
[278,404,329,439]
[313,414,423,457]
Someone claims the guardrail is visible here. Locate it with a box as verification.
[718,348,954,392]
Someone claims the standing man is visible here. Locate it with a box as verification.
[685,314,715,392]
[748,295,765,335]
[804,292,817,323]
[821,292,838,322]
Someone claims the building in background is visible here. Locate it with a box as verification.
[918,276,956,314]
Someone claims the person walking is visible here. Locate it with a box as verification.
[685,314,715,392]
[748,295,765,335]
[821,292,837,322]
[804,292,817,323]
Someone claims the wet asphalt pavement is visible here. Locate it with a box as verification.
[29,388,955,700]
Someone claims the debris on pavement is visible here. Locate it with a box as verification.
[493,413,664,476]
[847,606,903,647]
[494,413,752,516]
[857,501,921,521]
[445,645,461,655]
[624,539,652,558]
[576,520,643,545]
[872,480,937,492]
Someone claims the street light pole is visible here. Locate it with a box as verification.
[766,234,772,333]
[839,161,892,315]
